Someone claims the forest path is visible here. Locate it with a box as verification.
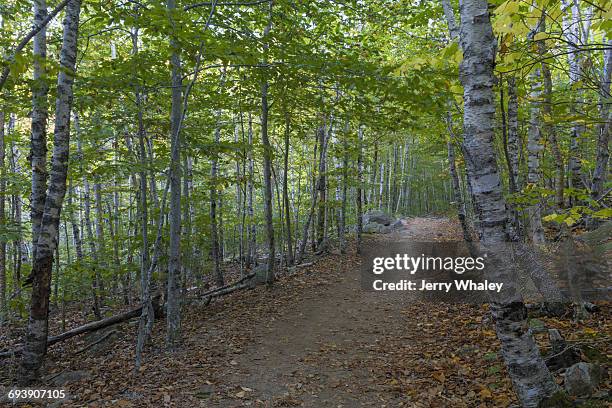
[35,217,515,408]
[205,217,514,407]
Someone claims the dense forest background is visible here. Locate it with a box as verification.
[0,0,610,406]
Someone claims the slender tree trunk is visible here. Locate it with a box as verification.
[316,124,328,248]
[77,119,102,319]
[10,141,25,298]
[445,110,472,242]
[506,76,520,190]
[562,0,587,201]
[591,38,611,201]
[499,75,521,238]
[368,142,377,206]
[260,1,274,284]
[537,18,564,208]
[458,2,558,405]
[527,21,546,244]
[247,114,256,267]
[295,134,318,264]
[283,112,294,265]
[235,116,245,275]
[356,126,364,254]
[67,180,82,261]
[134,25,153,365]
[166,0,182,349]
[0,111,5,322]
[19,0,81,384]
[211,106,224,286]
[182,154,192,292]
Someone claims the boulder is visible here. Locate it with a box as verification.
[363,210,394,226]
[564,362,602,397]
[363,223,391,234]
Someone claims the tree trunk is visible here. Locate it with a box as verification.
[166,0,182,349]
[562,0,587,201]
[537,18,564,208]
[591,38,611,201]
[356,126,364,254]
[316,124,328,248]
[134,24,153,365]
[260,2,274,284]
[458,1,559,405]
[506,76,520,190]
[211,106,224,286]
[295,134,318,264]
[527,23,546,244]
[77,117,102,319]
[0,111,5,322]
[10,140,25,298]
[19,0,81,384]
[247,113,256,268]
[445,110,472,242]
[283,112,294,265]
[30,0,49,263]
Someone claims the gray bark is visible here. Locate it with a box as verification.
[283,112,294,264]
[506,76,520,190]
[260,2,274,283]
[211,106,224,286]
[77,119,102,319]
[246,113,256,267]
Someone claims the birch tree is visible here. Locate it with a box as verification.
[19,0,81,384]
[458,0,559,405]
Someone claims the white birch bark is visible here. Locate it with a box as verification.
[30,0,49,261]
[19,0,81,384]
[458,1,559,405]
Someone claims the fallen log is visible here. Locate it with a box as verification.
[1,296,163,358]
[202,282,251,306]
[199,272,255,299]
[47,307,142,347]
[200,273,256,306]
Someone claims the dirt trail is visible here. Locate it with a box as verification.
[9,217,518,408]
[207,217,514,407]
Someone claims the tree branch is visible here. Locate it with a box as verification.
[0,0,71,91]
